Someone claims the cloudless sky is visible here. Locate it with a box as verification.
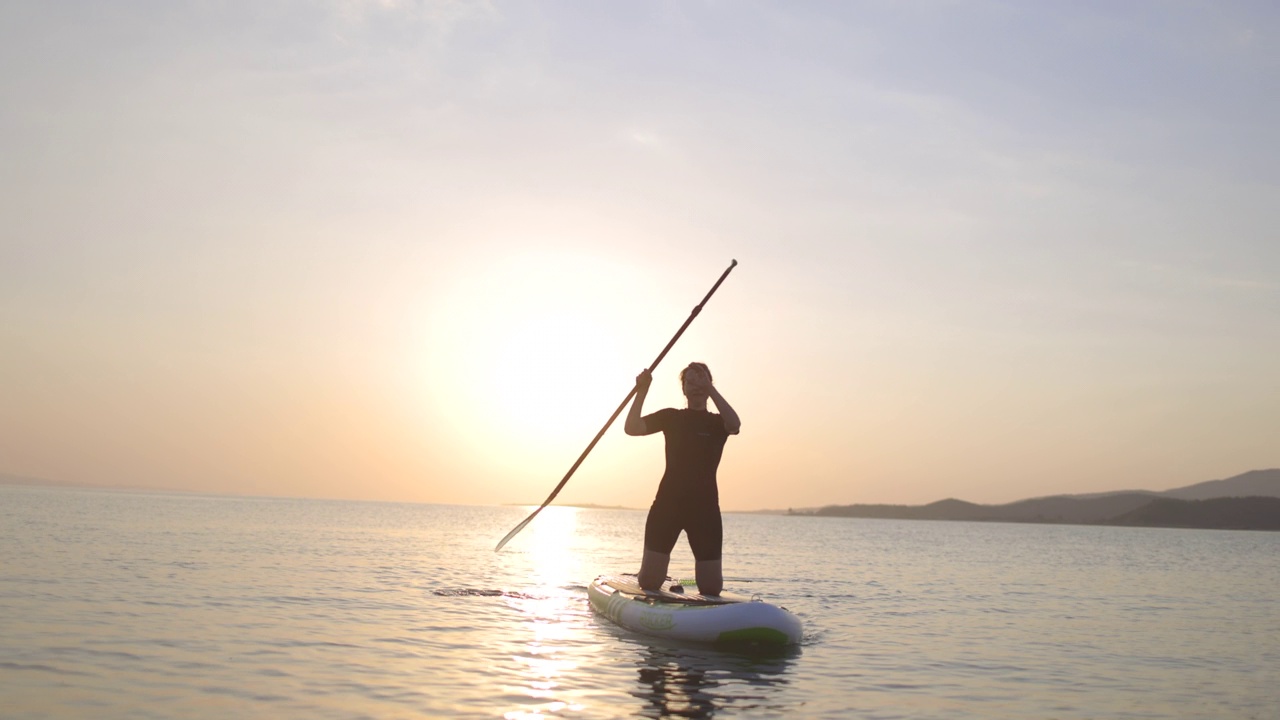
[2,1,1277,511]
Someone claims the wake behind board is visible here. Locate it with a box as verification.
[588,574,802,646]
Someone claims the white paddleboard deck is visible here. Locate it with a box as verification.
[588,574,802,646]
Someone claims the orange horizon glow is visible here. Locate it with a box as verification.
[3,3,1277,511]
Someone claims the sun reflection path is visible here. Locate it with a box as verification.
[502,506,592,719]
[527,506,578,586]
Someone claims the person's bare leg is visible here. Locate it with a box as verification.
[638,550,670,591]
[695,559,722,596]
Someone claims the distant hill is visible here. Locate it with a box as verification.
[811,493,1160,524]
[807,469,1280,531]
[1109,497,1280,531]
[1161,469,1280,500]
[810,498,982,521]
[0,473,71,487]
[0,473,171,493]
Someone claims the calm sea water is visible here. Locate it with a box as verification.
[1,485,1277,719]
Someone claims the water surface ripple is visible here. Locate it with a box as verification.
[1,486,1276,718]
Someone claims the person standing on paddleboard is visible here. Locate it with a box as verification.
[624,362,741,596]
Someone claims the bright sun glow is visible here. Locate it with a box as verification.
[423,250,659,473]
[480,300,627,437]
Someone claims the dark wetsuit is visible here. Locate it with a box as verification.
[638,407,731,561]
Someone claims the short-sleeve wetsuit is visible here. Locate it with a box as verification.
[637,407,731,561]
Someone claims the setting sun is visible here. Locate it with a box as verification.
[420,250,667,480]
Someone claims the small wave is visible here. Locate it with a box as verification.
[0,661,93,677]
[432,588,540,600]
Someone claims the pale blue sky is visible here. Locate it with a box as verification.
[2,1,1276,508]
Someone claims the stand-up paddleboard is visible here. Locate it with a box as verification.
[588,574,802,646]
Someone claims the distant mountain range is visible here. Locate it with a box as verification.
[0,473,166,492]
[798,469,1280,531]
[1,473,77,487]
[8,469,1280,530]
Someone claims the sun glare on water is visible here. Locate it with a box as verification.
[502,506,587,719]
[525,505,579,585]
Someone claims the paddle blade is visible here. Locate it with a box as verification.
[494,507,542,552]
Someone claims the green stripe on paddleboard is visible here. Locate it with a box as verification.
[715,627,791,645]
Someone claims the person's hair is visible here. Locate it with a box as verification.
[679,362,712,384]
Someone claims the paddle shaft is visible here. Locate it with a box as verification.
[494,259,739,551]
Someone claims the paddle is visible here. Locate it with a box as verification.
[494,259,739,552]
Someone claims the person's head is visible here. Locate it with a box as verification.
[680,362,712,400]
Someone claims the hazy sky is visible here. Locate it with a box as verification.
[2,1,1277,511]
